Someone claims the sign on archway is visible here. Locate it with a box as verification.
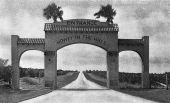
[11,19,150,89]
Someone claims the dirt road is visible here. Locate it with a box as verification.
[20,72,156,103]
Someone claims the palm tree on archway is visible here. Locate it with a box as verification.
[94,4,116,24]
[43,3,63,23]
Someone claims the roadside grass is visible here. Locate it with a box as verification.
[116,89,170,103]
[84,72,170,103]
[84,72,141,89]
[0,86,51,103]
[119,82,141,89]
[83,72,107,87]
[22,77,39,85]
[0,72,79,103]
[57,72,79,88]
[20,77,44,90]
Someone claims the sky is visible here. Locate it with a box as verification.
[0,0,169,73]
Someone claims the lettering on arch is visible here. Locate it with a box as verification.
[56,35,106,46]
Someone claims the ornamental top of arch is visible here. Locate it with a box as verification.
[44,19,119,33]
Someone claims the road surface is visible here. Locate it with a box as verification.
[20,72,156,103]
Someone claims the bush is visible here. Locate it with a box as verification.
[22,77,39,85]
[20,68,44,78]
[0,66,12,84]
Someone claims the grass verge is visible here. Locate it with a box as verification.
[83,72,107,87]
[0,72,79,103]
[84,72,170,103]
[57,72,79,88]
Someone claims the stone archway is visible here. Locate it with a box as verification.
[44,19,119,89]
[11,19,149,90]
[11,35,45,89]
[118,36,150,88]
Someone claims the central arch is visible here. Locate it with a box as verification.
[57,43,107,88]
[44,19,119,89]
[44,38,119,89]
[57,43,107,71]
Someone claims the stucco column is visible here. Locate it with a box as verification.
[107,51,119,89]
[44,51,57,89]
[142,36,150,88]
[11,35,20,89]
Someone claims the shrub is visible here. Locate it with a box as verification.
[0,66,11,84]
[22,77,39,85]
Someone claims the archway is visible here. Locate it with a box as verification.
[19,50,44,90]
[11,19,149,90]
[56,43,107,89]
[119,51,142,88]
[118,37,150,88]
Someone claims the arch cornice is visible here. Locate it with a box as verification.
[17,38,45,59]
[44,19,119,33]
[118,39,144,58]
[118,36,149,64]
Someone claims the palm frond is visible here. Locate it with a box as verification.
[59,16,63,21]
[94,4,116,24]
[43,3,64,22]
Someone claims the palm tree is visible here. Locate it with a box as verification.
[94,4,116,24]
[43,3,63,23]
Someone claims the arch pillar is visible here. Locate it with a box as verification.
[107,51,119,89]
[44,51,57,89]
[142,36,150,88]
[11,35,20,89]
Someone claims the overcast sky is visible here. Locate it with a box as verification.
[0,0,169,73]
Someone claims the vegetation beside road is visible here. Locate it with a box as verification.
[83,72,107,87]
[85,70,170,88]
[117,89,170,103]
[0,66,12,85]
[0,85,51,103]
[57,72,79,88]
[0,71,79,103]
[0,65,78,86]
[84,71,170,103]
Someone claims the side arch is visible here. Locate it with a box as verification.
[19,50,44,68]
[119,51,143,87]
[118,36,150,88]
[18,47,45,62]
[11,35,45,89]
[119,49,145,66]
[119,50,143,73]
